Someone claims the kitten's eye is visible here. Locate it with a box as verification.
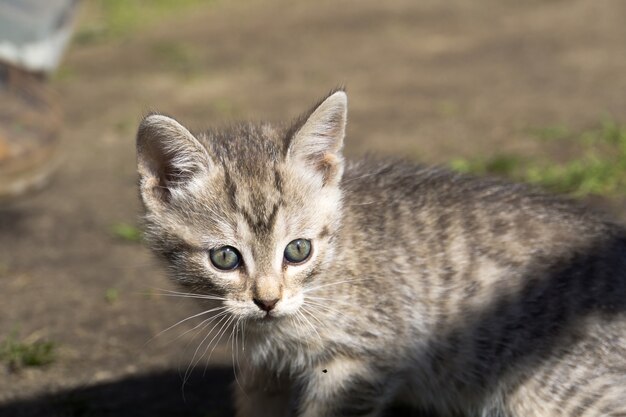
[284,239,312,264]
[209,246,241,271]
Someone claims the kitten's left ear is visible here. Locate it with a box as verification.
[136,114,211,212]
[287,90,347,186]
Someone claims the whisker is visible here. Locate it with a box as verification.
[152,293,228,301]
[303,300,350,319]
[241,318,247,352]
[294,311,312,351]
[233,318,240,368]
[194,312,236,382]
[147,305,228,344]
[149,287,228,301]
[297,309,324,348]
[304,298,346,312]
[178,311,229,400]
[231,318,247,399]
[173,310,231,347]
[305,295,355,305]
[302,302,343,327]
[300,305,327,330]
[206,314,238,366]
[157,314,218,351]
[231,318,248,395]
[183,313,230,388]
[289,315,306,355]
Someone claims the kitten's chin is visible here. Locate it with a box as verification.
[245,310,296,330]
[256,314,280,323]
[254,310,289,322]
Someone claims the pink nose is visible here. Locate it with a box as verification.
[253,298,279,312]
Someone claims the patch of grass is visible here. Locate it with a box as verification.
[74,0,211,44]
[142,288,158,300]
[110,223,143,242]
[105,288,120,304]
[596,118,626,146]
[525,125,570,141]
[150,41,202,75]
[450,118,626,197]
[450,155,523,177]
[51,65,77,82]
[0,331,56,371]
[525,158,619,195]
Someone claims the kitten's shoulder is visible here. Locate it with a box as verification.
[341,157,621,233]
[341,157,518,204]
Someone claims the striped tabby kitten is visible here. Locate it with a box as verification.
[136,90,626,417]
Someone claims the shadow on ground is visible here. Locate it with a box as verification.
[0,367,234,417]
[0,366,433,417]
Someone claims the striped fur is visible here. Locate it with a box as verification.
[137,90,626,416]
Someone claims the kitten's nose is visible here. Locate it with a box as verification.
[253,298,279,312]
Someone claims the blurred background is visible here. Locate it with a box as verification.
[1,0,625,416]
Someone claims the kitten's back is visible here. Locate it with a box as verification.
[339,159,626,414]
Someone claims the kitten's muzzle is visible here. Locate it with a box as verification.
[253,297,279,312]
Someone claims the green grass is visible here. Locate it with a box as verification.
[0,331,56,371]
[450,119,626,197]
[74,0,210,44]
[105,288,120,304]
[150,41,203,75]
[525,125,570,141]
[110,223,143,242]
[450,154,523,177]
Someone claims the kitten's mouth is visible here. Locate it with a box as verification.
[262,310,279,320]
[248,315,274,327]
[255,311,283,323]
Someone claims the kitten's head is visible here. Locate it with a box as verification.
[137,90,347,326]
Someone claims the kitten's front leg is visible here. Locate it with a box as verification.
[297,356,395,417]
[234,365,292,417]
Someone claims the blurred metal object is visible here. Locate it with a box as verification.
[0,0,77,200]
[0,62,61,200]
[0,0,78,73]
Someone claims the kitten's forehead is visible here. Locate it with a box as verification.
[202,123,286,170]
[202,123,286,238]
[231,170,283,239]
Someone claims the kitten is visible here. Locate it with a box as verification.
[136,89,626,417]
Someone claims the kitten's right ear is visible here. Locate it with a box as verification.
[287,90,347,186]
[136,114,211,211]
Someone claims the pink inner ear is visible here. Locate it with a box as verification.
[315,153,342,186]
[287,92,347,186]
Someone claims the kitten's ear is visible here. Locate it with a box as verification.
[287,90,347,186]
[136,114,211,211]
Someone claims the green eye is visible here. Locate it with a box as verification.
[284,239,312,264]
[209,246,241,271]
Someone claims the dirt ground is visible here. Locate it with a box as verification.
[1,0,626,416]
